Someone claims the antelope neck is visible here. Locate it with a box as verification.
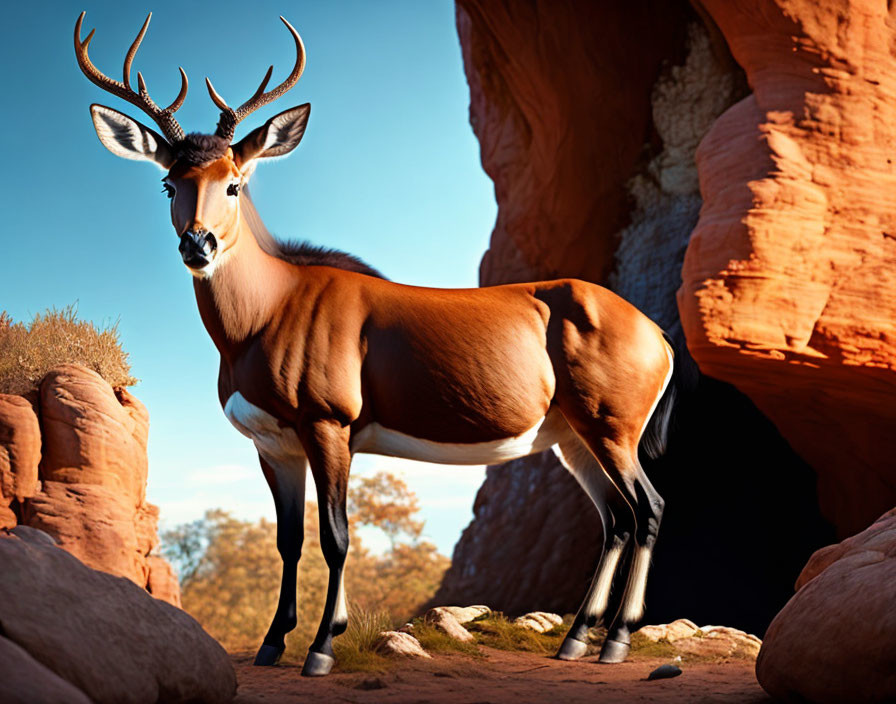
[192,211,293,354]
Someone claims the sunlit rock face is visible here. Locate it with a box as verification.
[0,364,180,606]
[678,0,896,537]
[439,0,889,633]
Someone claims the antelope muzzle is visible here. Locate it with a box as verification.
[179,230,218,270]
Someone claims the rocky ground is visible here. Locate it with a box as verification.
[231,649,769,703]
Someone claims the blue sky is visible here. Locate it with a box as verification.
[0,1,496,554]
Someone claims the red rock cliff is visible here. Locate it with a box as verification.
[0,364,180,606]
[678,0,896,536]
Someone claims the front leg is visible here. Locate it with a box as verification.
[254,452,307,666]
[299,419,351,677]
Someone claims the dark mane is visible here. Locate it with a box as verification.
[174,133,230,166]
[240,187,386,279]
[269,240,386,279]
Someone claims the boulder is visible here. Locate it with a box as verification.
[373,631,431,659]
[756,508,896,703]
[0,393,41,529]
[0,525,236,704]
[424,607,475,642]
[513,612,563,633]
[0,636,92,704]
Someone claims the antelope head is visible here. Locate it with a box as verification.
[75,12,310,277]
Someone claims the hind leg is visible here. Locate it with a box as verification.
[597,455,664,663]
[553,436,636,660]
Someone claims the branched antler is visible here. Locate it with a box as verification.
[74,12,188,144]
[205,17,306,142]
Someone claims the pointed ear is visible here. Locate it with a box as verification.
[89,104,174,169]
[232,104,310,174]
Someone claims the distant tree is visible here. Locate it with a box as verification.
[348,471,424,544]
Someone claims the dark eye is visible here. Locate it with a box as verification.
[161,183,175,199]
[227,183,241,197]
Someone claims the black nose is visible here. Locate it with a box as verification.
[179,230,218,269]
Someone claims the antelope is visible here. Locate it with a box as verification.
[75,13,676,677]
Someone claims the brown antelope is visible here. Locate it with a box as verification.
[75,13,676,676]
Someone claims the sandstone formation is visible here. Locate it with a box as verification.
[0,525,235,704]
[0,364,180,604]
[678,0,896,537]
[0,392,40,529]
[458,0,689,286]
[442,0,895,633]
[756,508,896,702]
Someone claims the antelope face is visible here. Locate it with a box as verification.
[75,13,309,279]
[164,151,243,277]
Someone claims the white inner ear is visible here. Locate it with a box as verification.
[260,108,309,157]
[91,106,172,169]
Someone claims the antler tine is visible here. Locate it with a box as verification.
[74,12,187,144]
[209,16,306,141]
[167,68,189,113]
[122,13,151,90]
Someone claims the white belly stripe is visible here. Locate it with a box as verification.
[349,408,571,465]
[224,392,571,466]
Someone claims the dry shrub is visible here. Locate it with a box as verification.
[0,305,136,394]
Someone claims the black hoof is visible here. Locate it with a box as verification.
[253,643,284,666]
[598,638,630,664]
[556,637,588,661]
[301,650,335,677]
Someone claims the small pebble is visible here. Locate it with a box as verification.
[647,664,683,681]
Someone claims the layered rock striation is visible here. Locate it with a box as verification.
[0,364,180,605]
[678,0,896,536]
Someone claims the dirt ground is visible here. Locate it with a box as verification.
[232,648,772,704]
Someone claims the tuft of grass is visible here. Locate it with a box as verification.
[467,613,570,654]
[0,305,136,395]
[629,632,680,659]
[331,607,394,673]
[410,619,482,657]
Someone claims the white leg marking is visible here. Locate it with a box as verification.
[620,546,653,623]
[583,544,623,619]
[333,572,348,627]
